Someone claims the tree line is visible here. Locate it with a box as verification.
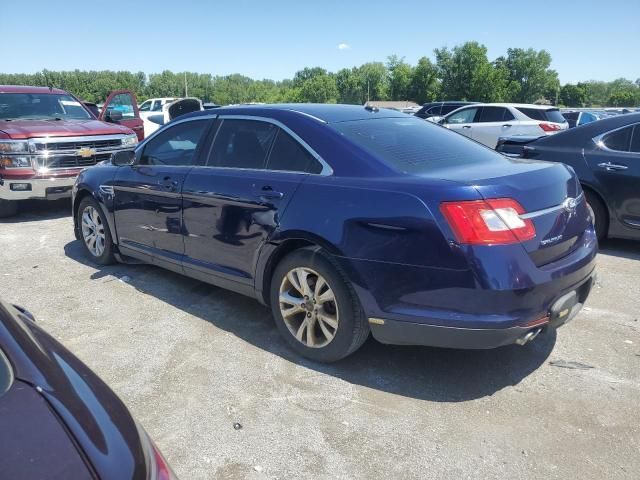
[1,42,638,107]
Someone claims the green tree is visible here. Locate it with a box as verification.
[560,83,587,107]
[387,55,413,101]
[497,48,559,103]
[434,41,507,102]
[297,73,338,103]
[357,62,389,102]
[410,57,439,104]
[335,68,363,104]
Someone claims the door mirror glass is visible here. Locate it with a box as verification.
[112,150,136,166]
[105,109,123,123]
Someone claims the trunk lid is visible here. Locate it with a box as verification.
[419,158,590,265]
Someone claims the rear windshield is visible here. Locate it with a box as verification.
[517,107,566,124]
[332,116,504,174]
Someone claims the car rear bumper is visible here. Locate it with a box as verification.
[369,269,596,348]
[0,175,77,201]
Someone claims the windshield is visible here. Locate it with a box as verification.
[333,116,503,174]
[0,93,92,121]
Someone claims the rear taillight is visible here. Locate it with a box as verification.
[440,198,536,245]
[539,122,562,132]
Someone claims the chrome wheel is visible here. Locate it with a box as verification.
[81,206,106,257]
[279,267,339,348]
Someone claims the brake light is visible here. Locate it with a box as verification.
[539,122,562,132]
[440,198,536,245]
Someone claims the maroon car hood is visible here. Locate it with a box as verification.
[0,119,132,139]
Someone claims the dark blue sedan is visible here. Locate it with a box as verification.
[72,104,597,362]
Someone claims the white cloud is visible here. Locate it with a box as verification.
[337,43,351,50]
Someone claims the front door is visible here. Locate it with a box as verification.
[444,106,480,141]
[101,90,145,141]
[113,117,212,268]
[585,123,640,233]
[182,118,324,290]
[472,106,518,148]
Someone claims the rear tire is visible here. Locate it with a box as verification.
[0,199,18,218]
[78,197,116,265]
[270,247,369,363]
[584,189,607,242]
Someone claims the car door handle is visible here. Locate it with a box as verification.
[502,124,512,128]
[254,185,284,200]
[159,177,179,192]
[597,162,628,171]
[462,125,471,129]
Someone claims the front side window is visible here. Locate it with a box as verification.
[140,119,209,166]
[208,119,277,169]
[0,93,92,120]
[446,107,478,124]
[151,100,163,112]
[266,130,323,173]
[106,93,136,119]
[139,101,151,112]
[602,126,633,152]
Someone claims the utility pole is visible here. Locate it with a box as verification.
[367,80,370,103]
[184,72,188,98]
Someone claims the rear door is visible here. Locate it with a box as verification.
[113,117,212,268]
[181,117,325,289]
[584,123,640,231]
[101,90,145,141]
[473,106,518,148]
[444,106,480,141]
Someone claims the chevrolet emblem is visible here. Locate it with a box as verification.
[77,147,96,158]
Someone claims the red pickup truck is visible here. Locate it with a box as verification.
[0,86,143,217]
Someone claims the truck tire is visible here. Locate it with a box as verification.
[0,199,18,218]
[270,247,370,363]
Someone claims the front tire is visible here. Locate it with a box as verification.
[78,197,116,265]
[270,247,369,362]
[0,199,18,218]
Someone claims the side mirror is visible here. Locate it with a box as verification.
[112,150,136,166]
[105,109,123,123]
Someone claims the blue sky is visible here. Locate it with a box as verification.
[3,0,639,83]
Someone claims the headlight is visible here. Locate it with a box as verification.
[0,140,28,154]
[121,134,138,148]
[0,156,32,169]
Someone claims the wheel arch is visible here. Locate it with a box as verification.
[73,188,118,245]
[580,182,609,230]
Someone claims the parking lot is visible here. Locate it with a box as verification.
[1,199,638,479]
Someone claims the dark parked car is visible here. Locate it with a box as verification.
[498,113,640,241]
[0,300,175,479]
[561,110,600,128]
[414,101,479,120]
[72,104,596,362]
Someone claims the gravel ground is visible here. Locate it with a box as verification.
[1,199,639,480]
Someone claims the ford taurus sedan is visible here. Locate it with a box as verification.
[0,300,175,479]
[72,104,597,362]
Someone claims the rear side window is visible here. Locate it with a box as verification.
[333,117,505,174]
[631,125,640,153]
[478,107,514,122]
[266,130,323,173]
[208,119,277,169]
[427,105,442,115]
[140,119,209,166]
[602,126,633,152]
[441,104,462,115]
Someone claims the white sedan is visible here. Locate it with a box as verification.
[439,103,568,148]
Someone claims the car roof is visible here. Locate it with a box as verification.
[185,103,407,124]
[0,85,67,95]
[478,103,559,110]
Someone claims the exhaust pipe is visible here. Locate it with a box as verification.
[516,328,542,346]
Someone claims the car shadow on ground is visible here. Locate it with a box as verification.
[598,238,640,261]
[0,199,71,223]
[64,239,561,402]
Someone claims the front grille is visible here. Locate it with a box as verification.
[43,153,112,169]
[33,138,122,152]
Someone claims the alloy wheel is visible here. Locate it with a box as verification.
[81,206,106,257]
[279,267,339,348]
